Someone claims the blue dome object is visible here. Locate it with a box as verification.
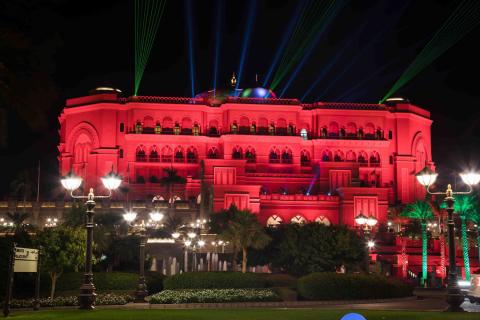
[241,87,277,99]
[340,313,367,320]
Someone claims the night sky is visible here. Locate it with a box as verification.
[1,0,479,198]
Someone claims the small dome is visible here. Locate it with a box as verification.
[241,87,276,99]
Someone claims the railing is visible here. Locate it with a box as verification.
[135,155,198,163]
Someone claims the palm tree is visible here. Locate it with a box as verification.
[441,194,476,281]
[218,206,271,273]
[6,211,30,235]
[159,167,186,209]
[401,201,434,286]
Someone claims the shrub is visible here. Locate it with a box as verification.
[2,293,133,309]
[55,272,139,292]
[146,272,165,294]
[297,273,413,300]
[163,272,266,289]
[260,273,297,288]
[149,289,280,304]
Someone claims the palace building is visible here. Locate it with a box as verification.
[58,84,433,228]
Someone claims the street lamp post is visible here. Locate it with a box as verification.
[354,212,378,273]
[415,166,480,312]
[123,210,164,302]
[61,170,122,310]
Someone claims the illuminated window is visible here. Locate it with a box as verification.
[300,128,308,140]
[193,124,200,136]
[266,215,283,227]
[174,123,180,135]
[135,121,143,134]
[154,122,161,134]
[231,123,238,134]
[291,215,307,224]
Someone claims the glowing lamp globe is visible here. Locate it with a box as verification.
[367,240,375,249]
[197,240,205,247]
[354,213,368,226]
[172,232,180,239]
[460,172,480,186]
[184,240,192,247]
[366,215,378,227]
[149,211,164,223]
[415,166,438,187]
[61,171,83,191]
[101,171,122,191]
[187,232,197,239]
[123,211,137,223]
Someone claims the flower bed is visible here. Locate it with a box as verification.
[163,272,265,290]
[3,293,134,309]
[149,289,280,304]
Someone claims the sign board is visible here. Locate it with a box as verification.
[13,247,39,273]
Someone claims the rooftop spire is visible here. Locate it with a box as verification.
[230,72,237,87]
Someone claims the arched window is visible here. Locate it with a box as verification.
[370,151,381,166]
[266,215,283,227]
[346,122,357,137]
[300,128,308,140]
[287,123,295,136]
[269,147,280,163]
[208,120,219,136]
[301,150,311,166]
[321,126,328,138]
[269,123,275,135]
[143,116,154,133]
[154,122,161,134]
[328,122,339,138]
[207,147,219,159]
[193,123,200,136]
[245,146,256,163]
[162,117,173,134]
[334,150,344,162]
[376,128,383,140]
[346,150,356,162]
[277,118,287,135]
[291,215,307,224]
[231,122,238,134]
[250,121,257,134]
[135,120,143,134]
[174,146,184,162]
[174,122,181,135]
[150,145,159,162]
[358,151,368,164]
[186,147,198,163]
[181,117,193,135]
[358,127,364,139]
[281,147,293,164]
[365,123,375,139]
[239,116,250,134]
[315,216,331,226]
[232,146,243,159]
[161,146,173,162]
[136,145,146,162]
[322,150,332,162]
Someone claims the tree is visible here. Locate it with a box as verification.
[35,226,86,298]
[401,201,434,286]
[445,194,479,281]
[250,223,365,275]
[160,167,186,208]
[466,205,480,270]
[9,169,35,210]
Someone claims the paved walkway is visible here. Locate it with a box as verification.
[98,297,480,312]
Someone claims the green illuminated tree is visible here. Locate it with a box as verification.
[401,201,434,286]
[441,194,477,281]
[35,226,86,298]
[466,207,480,270]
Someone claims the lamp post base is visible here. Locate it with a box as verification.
[134,277,148,303]
[78,282,96,310]
[445,291,465,312]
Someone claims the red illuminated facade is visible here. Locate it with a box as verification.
[58,87,434,228]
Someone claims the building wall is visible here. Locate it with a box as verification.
[58,94,433,227]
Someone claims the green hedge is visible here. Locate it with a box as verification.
[297,273,413,300]
[55,272,164,294]
[260,274,297,288]
[149,289,280,304]
[2,293,134,309]
[163,272,266,289]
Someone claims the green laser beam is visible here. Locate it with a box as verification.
[380,0,480,103]
[134,0,166,96]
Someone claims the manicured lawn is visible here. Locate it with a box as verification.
[7,309,480,320]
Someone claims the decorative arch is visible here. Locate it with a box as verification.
[277,118,287,128]
[161,145,173,162]
[73,133,92,164]
[232,145,243,159]
[136,145,146,161]
[208,119,219,135]
[163,117,173,128]
[300,150,311,166]
[358,150,368,163]
[315,216,331,226]
[328,122,339,137]
[321,149,332,162]
[346,150,356,162]
[150,145,159,161]
[174,146,184,162]
[269,147,280,163]
[67,122,100,153]
[291,215,307,224]
[266,215,283,227]
[186,146,198,163]
[370,151,381,165]
[207,146,219,159]
[143,116,154,128]
[365,123,375,136]
[334,150,344,162]
[346,122,357,136]
[245,146,256,163]
[281,147,293,163]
